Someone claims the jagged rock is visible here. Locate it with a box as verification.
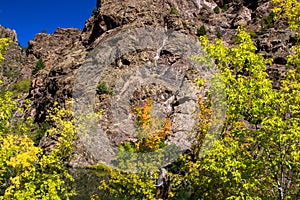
[27,28,87,122]
[0,25,18,42]
[232,6,252,27]
[255,1,272,19]
[254,29,295,88]
[0,26,29,89]
[0,43,26,88]
[1,0,295,167]
[26,28,83,70]
[165,14,185,31]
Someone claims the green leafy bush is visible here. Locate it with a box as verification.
[98,0,300,197]
[96,82,114,95]
[10,78,31,95]
[0,39,76,199]
[31,122,50,145]
[196,25,207,36]
[259,11,275,34]
[213,6,220,14]
[32,58,45,75]
[170,7,179,15]
[222,4,229,11]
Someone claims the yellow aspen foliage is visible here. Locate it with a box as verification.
[135,98,153,129]
[99,1,300,197]
[134,99,172,152]
[99,170,157,200]
[0,101,76,200]
[0,40,75,199]
[45,100,76,160]
[272,0,300,32]
[0,38,10,63]
[178,15,300,199]
[100,99,175,199]
[192,96,212,157]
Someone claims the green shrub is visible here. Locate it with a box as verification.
[86,50,92,57]
[31,122,50,145]
[2,66,19,79]
[170,7,179,15]
[259,11,275,34]
[88,162,112,174]
[96,83,114,95]
[32,58,45,75]
[216,31,222,38]
[249,31,257,37]
[213,6,220,14]
[222,4,228,11]
[91,7,97,16]
[10,78,31,95]
[197,25,207,36]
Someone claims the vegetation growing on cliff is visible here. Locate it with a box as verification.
[0,99,76,199]
[32,58,45,76]
[0,0,299,199]
[0,40,75,199]
[98,1,300,199]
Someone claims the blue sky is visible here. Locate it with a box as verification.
[0,0,96,47]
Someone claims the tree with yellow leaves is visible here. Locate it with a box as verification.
[0,38,75,199]
[98,1,300,199]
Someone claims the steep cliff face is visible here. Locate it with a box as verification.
[0,0,294,167]
[26,28,86,121]
[0,26,30,90]
[27,0,292,121]
[0,25,18,42]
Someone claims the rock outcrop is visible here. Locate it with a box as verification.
[1,0,294,167]
[27,28,86,121]
[0,25,18,42]
[0,26,29,89]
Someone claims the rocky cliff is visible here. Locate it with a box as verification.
[0,0,294,167]
[0,26,29,89]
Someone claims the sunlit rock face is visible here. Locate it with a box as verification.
[0,26,30,89]
[0,25,18,42]
[1,0,294,167]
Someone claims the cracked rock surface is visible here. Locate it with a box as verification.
[0,0,294,167]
